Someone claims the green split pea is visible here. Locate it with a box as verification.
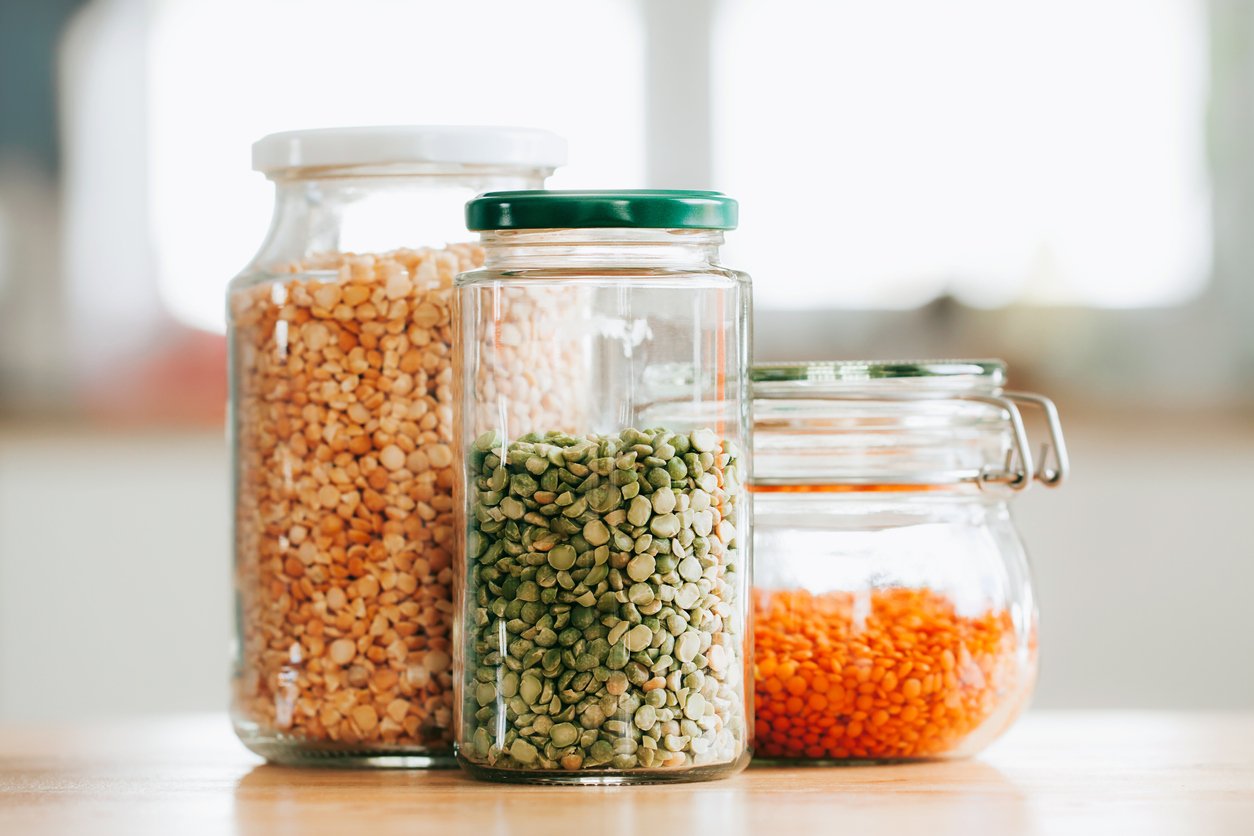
[461,426,746,773]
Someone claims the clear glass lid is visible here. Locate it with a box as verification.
[752,359,1066,492]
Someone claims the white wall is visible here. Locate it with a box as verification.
[0,430,231,720]
[1,411,1251,720]
[1014,409,1254,710]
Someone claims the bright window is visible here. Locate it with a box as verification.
[713,0,1211,309]
[148,0,646,333]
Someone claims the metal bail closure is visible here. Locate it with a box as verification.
[963,395,1034,491]
[1005,391,1070,487]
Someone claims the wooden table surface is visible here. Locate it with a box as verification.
[1,712,1251,835]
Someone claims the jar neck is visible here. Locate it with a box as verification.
[247,165,551,272]
[478,228,725,269]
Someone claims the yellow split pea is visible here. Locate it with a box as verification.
[231,245,476,751]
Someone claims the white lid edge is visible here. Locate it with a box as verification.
[251,125,568,173]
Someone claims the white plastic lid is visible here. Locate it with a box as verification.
[251,125,567,173]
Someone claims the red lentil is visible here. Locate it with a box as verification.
[752,587,1026,760]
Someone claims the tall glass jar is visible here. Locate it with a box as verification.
[228,126,564,766]
[454,191,753,784]
[750,360,1068,763]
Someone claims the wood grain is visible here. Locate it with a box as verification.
[1,713,1251,835]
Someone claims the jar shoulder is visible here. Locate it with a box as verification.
[455,265,748,285]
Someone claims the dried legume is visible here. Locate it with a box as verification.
[752,587,1025,760]
[231,245,474,752]
[462,427,747,773]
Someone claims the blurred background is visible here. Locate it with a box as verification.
[0,0,1251,721]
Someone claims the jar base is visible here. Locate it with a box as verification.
[456,751,749,785]
[234,722,455,769]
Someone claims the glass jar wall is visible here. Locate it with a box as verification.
[455,191,753,784]
[228,127,564,766]
[750,360,1068,763]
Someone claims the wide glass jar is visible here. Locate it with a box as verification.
[454,191,753,784]
[228,126,564,766]
[750,360,1068,763]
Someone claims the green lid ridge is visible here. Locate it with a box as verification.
[467,189,738,231]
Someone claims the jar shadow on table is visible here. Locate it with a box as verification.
[232,764,460,836]
[479,790,750,836]
[232,763,749,836]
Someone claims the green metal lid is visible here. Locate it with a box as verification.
[466,190,738,231]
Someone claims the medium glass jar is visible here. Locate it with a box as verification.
[750,360,1068,763]
[454,191,753,784]
[228,126,564,766]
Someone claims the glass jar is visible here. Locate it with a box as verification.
[454,191,753,784]
[750,360,1068,763]
[228,126,564,766]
